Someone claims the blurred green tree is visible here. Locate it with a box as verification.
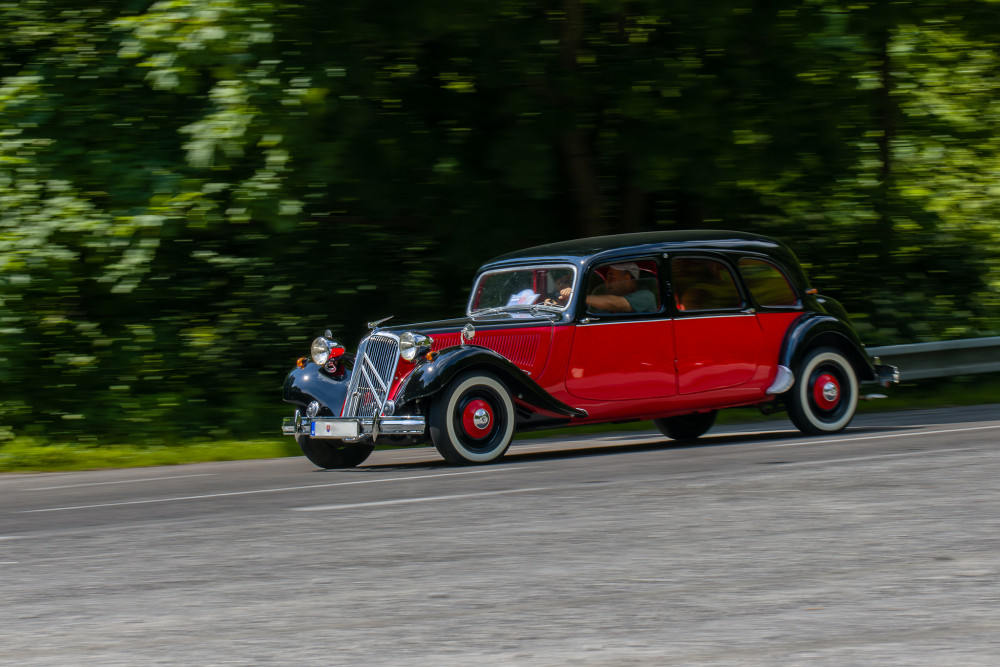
[2,0,999,444]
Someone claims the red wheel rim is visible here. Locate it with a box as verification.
[812,373,841,410]
[461,399,494,440]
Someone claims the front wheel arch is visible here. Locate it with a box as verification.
[393,346,585,422]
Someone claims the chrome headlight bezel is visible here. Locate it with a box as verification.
[310,337,332,365]
[398,331,433,362]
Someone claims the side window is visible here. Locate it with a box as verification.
[737,258,799,307]
[672,257,743,312]
[585,259,660,314]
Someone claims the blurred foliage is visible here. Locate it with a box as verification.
[2,0,999,444]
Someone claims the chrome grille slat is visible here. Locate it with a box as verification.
[344,333,400,418]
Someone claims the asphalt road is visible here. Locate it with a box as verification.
[2,404,1000,666]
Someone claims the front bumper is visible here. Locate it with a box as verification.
[282,411,426,440]
[874,363,900,386]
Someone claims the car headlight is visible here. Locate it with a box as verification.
[399,331,433,362]
[310,337,331,365]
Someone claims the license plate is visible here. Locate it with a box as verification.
[310,420,359,438]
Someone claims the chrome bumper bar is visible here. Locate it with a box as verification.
[282,412,426,439]
[874,363,900,386]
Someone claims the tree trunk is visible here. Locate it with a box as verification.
[560,0,604,238]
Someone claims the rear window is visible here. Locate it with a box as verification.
[672,257,743,311]
[738,258,798,307]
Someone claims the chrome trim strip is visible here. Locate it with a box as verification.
[673,313,760,320]
[574,317,673,326]
[575,313,760,327]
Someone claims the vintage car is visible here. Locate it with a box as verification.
[282,230,898,468]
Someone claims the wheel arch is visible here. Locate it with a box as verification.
[779,314,876,382]
[393,345,586,424]
[282,362,352,415]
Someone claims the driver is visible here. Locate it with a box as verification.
[543,272,574,307]
[546,262,656,313]
[585,262,656,313]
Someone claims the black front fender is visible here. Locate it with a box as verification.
[282,363,352,415]
[394,345,586,420]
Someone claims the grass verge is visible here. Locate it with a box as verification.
[0,438,300,473]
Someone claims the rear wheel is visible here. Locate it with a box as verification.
[653,410,717,441]
[430,372,515,465]
[296,435,374,469]
[787,347,858,435]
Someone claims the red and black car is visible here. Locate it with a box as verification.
[282,231,898,468]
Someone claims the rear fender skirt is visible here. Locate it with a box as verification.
[282,363,352,415]
[779,313,876,382]
[394,345,587,420]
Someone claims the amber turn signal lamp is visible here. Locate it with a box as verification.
[296,357,309,369]
[805,288,818,295]
[425,351,439,361]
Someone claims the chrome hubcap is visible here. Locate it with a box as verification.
[472,408,491,430]
[822,381,839,402]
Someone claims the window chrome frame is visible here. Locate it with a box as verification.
[467,263,579,318]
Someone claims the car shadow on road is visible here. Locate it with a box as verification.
[348,422,937,471]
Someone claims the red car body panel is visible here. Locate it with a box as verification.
[565,320,676,401]
[674,313,761,394]
[430,326,555,379]
[387,308,807,425]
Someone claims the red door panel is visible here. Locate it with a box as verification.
[674,314,761,394]
[566,320,676,401]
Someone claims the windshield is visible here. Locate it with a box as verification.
[469,265,577,314]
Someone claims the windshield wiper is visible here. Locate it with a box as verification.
[470,307,515,317]
[471,304,563,318]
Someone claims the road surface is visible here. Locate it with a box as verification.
[2,405,999,665]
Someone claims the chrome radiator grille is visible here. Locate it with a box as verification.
[343,333,400,418]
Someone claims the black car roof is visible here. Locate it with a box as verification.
[483,230,788,264]
[477,229,810,290]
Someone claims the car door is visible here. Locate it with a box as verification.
[670,254,762,394]
[565,257,677,401]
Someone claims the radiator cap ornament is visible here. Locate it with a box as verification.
[367,315,394,330]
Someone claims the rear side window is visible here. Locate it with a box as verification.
[738,258,798,307]
[672,257,743,311]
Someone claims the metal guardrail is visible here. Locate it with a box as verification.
[868,336,1000,381]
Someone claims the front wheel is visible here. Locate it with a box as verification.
[296,435,374,469]
[429,371,515,465]
[787,347,859,435]
[653,410,717,441]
